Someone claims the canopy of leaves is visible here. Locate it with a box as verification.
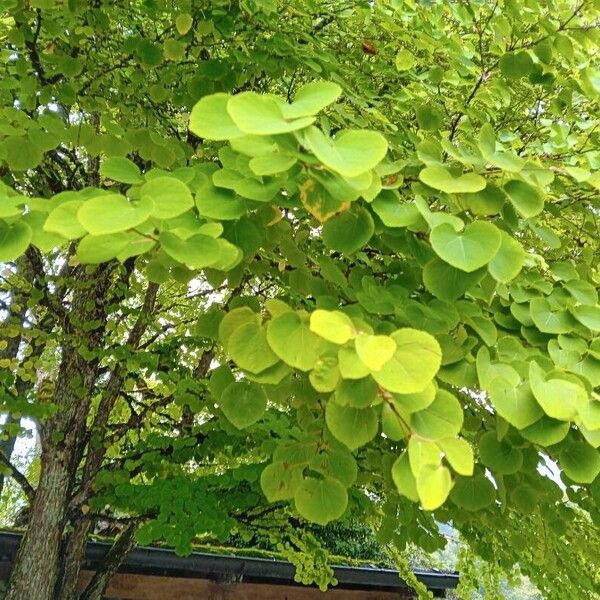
[1,1,600,599]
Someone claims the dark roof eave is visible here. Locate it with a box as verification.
[0,531,459,592]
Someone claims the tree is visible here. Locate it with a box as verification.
[0,0,599,599]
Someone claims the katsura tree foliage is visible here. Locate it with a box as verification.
[0,0,600,599]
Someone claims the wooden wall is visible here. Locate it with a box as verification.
[0,565,416,599]
[86,571,416,600]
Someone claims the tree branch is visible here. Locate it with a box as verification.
[0,452,35,503]
[79,521,139,600]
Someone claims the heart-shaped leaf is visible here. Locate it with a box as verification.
[371,328,442,394]
[227,92,315,135]
[430,221,502,272]
[304,126,388,177]
[560,442,600,484]
[281,80,342,119]
[504,179,544,217]
[355,333,397,371]
[141,176,194,219]
[322,207,374,253]
[220,380,267,429]
[325,401,378,450]
[420,165,486,194]
[78,194,152,235]
[294,477,348,525]
[416,464,452,510]
[0,220,32,262]
[100,157,142,184]
[488,231,526,282]
[309,309,356,344]
[189,93,244,140]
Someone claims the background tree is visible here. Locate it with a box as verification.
[0,1,600,600]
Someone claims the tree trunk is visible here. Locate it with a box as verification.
[56,281,158,600]
[4,443,76,600]
[57,518,92,600]
[79,522,138,600]
[4,346,100,600]
[5,266,113,600]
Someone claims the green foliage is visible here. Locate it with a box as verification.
[1,0,600,598]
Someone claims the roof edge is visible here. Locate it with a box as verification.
[0,531,459,592]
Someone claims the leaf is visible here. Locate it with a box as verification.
[249,153,297,176]
[499,51,533,79]
[267,311,325,371]
[416,464,452,510]
[23,211,66,252]
[0,196,24,219]
[381,402,408,440]
[408,437,441,475]
[487,379,544,430]
[530,298,577,334]
[195,184,246,221]
[415,104,443,131]
[231,135,278,157]
[76,233,129,263]
[189,94,244,140]
[322,206,374,254]
[309,309,356,344]
[395,49,416,71]
[462,184,506,216]
[504,179,544,217]
[0,220,32,262]
[419,166,486,194]
[228,322,279,374]
[392,383,436,413]
[338,346,371,379]
[261,462,304,502]
[294,477,348,525]
[529,361,587,421]
[478,124,524,172]
[450,475,496,511]
[159,231,222,269]
[372,328,442,394]
[410,389,463,440]
[44,201,87,239]
[78,194,152,235]
[304,126,388,177]
[334,377,379,408]
[355,333,397,371]
[488,232,526,282]
[309,449,357,486]
[371,192,421,228]
[100,157,142,184]
[391,453,418,501]
[325,401,378,450]
[164,38,185,61]
[227,92,315,135]
[510,483,538,512]
[141,177,194,219]
[571,305,600,332]
[422,259,485,301]
[299,178,351,223]
[579,400,600,431]
[560,442,600,484]
[520,416,570,446]
[430,221,502,272]
[478,431,523,474]
[175,13,193,35]
[281,80,342,119]
[220,380,268,429]
[437,437,474,476]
